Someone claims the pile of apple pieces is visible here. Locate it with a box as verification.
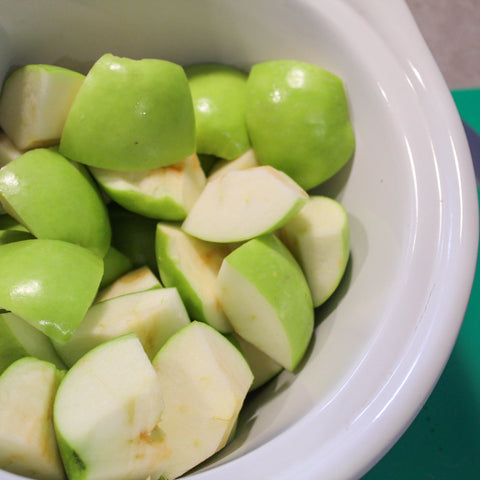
[0,54,354,480]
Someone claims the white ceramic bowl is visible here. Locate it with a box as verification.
[0,1,478,479]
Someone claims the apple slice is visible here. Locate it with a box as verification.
[185,63,250,160]
[0,239,103,343]
[279,195,350,307]
[207,148,259,183]
[54,334,170,480]
[59,53,195,171]
[0,131,23,167]
[152,321,253,479]
[216,234,314,371]
[0,312,66,374]
[0,357,65,480]
[0,148,111,257]
[54,287,190,367]
[156,223,232,332]
[227,332,283,391]
[96,266,161,303]
[0,63,84,150]
[89,153,206,220]
[182,165,308,243]
[245,60,355,190]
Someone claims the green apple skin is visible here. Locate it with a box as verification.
[89,153,206,221]
[0,215,34,245]
[186,63,250,160]
[0,148,111,257]
[0,357,65,480]
[99,246,133,290]
[156,223,232,332]
[0,239,103,343]
[59,53,195,171]
[0,312,66,374]
[152,321,253,480]
[109,204,158,273]
[279,195,350,307]
[0,64,84,151]
[217,234,314,371]
[54,287,190,367]
[245,60,355,190]
[54,334,170,480]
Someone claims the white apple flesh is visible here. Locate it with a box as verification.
[207,148,258,183]
[182,165,308,242]
[0,132,23,168]
[152,321,253,480]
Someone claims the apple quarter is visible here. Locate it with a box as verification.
[0,63,84,151]
[0,357,65,480]
[156,223,232,332]
[53,287,190,366]
[279,195,350,307]
[217,234,314,371]
[182,165,308,243]
[54,334,170,480]
[89,153,206,221]
[152,321,253,480]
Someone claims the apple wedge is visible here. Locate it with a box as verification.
[54,287,190,367]
[207,148,259,183]
[216,234,314,371]
[0,357,65,480]
[156,223,232,332]
[54,334,170,480]
[0,63,84,150]
[59,53,195,171]
[89,153,206,220]
[99,246,133,290]
[182,165,308,243]
[0,148,111,257]
[0,312,66,374]
[96,265,161,303]
[152,321,253,479]
[279,195,350,307]
[0,239,103,343]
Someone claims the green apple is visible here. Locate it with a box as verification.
[0,312,66,374]
[152,321,253,479]
[156,223,232,332]
[0,214,34,245]
[0,357,65,480]
[59,53,195,171]
[96,265,161,303]
[207,148,258,183]
[245,60,355,190]
[0,148,111,257]
[0,131,23,167]
[279,195,350,307]
[54,287,190,367]
[0,239,103,343]
[185,63,250,160]
[0,63,84,151]
[89,153,206,220]
[99,246,133,289]
[109,204,158,272]
[54,334,170,480]
[226,332,283,391]
[182,165,308,242]
[216,234,314,371]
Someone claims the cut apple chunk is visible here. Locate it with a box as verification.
[96,265,161,303]
[279,195,350,307]
[0,239,103,343]
[0,357,65,480]
[152,321,253,479]
[182,165,308,242]
[54,287,190,367]
[0,64,84,150]
[0,312,65,374]
[207,148,258,183]
[156,223,232,332]
[217,234,314,371]
[89,154,206,221]
[54,334,170,480]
